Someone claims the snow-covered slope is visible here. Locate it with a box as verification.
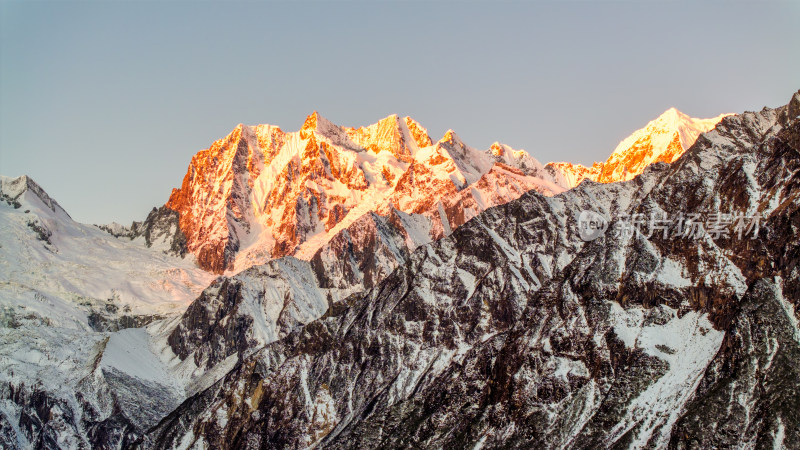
[547,108,730,187]
[165,113,565,274]
[545,161,603,188]
[0,175,215,329]
[0,175,219,448]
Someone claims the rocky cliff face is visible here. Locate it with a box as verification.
[101,206,188,258]
[140,92,800,449]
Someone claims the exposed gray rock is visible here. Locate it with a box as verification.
[99,205,188,257]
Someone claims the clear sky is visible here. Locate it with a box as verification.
[1,1,798,224]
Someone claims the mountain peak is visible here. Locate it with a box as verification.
[301,110,336,129]
[440,129,461,146]
[0,174,70,218]
[302,111,320,131]
[300,111,341,140]
[490,142,506,157]
[662,106,680,115]
[597,108,729,182]
[651,107,691,129]
[373,114,402,133]
[547,107,730,188]
[403,116,432,148]
[788,89,800,119]
[344,114,414,160]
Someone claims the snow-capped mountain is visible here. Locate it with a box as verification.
[0,108,687,449]
[547,108,730,188]
[0,115,567,449]
[3,91,798,449]
[141,90,800,450]
[164,113,564,274]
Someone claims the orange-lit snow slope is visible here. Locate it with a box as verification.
[166,113,564,273]
[546,108,731,188]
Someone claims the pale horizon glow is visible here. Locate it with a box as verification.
[1,1,798,224]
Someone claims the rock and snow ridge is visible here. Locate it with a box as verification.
[163,112,566,274]
[546,108,731,188]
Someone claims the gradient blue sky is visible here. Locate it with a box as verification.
[1,1,798,224]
